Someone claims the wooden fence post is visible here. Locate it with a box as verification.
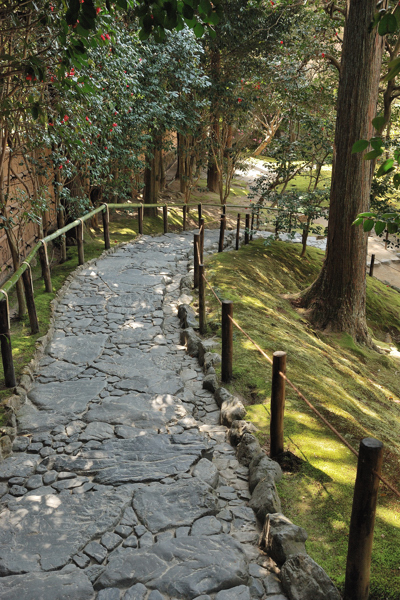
[138,204,143,235]
[236,213,240,250]
[22,266,39,334]
[218,214,226,253]
[163,204,168,234]
[39,242,53,293]
[199,264,207,335]
[344,437,384,600]
[183,205,187,231]
[199,217,205,263]
[369,254,375,277]
[221,300,233,383]
[198,203,202,224]
[250,211,255,241]
[194,233,200,289]
[102,205,111,250]
[77,219,85,266]
[222,204,226,215]
[0,297,16,388]
[245,213,250,244]
[270,351,287,458]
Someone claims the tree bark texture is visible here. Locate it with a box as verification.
[207,47,221,193]
[300,0,385,343]
[143,135,162,217]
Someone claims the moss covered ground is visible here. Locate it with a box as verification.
[200,238,400,599]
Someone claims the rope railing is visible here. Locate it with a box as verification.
[194,228,400,501]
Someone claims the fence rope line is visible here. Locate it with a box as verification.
[194,232,400,499]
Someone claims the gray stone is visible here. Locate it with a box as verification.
[101,532,123,551]
[228,420,257,446]
[0,483,8,498]
[248,577,264,598]
[180,328,200,357]
[123,582,147,600]
[193,597,212,600]
[0,454,39,479]
[215,585,251,600]
[202,374,218,393]
[25,475,43,490]
[139,531,154,547]
[175,527,190,537]
[191,516,222,536]
[178,304,197,329]
[45,433,205,486]
[85,564,105,584]
[280,554,341,600]
[73,552,91,569]
[12,438,29,453]
[79,421,114,441]
[121,507,138,527]
[134,525,147,537]
[236,434,262,467]
[97,589,121,600]
[28,378,106,415]
[39,360,84,381]
[148,591,164,600]
[192,458,219,488]
[123,536,138,548]
[84,541,108,564]
[0,567,95,599]
[260,513,308,565]
[214,388,232,409]
[95,534,248,596]
[263,573,285,595]
[133,479,218,533]
[48,332,108,365]
[249,479,281,523]
[9,485,27,497]
[248,453,282,492]
[115,525,133,538]
[220,397,246,427]
[0,486,132,574]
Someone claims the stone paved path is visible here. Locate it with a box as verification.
[0,231,289,600]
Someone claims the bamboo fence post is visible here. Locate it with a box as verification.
[198,203,202,224]
[236,213,241,250]
[163,204,168,233]
[0,297,16,388]
[77,219,85,266]
[270,351,287,457]
[183,205,187,231]
[222,204,226,215]
[138,204,143,235]
[369,254,375,277]
[218,214,226,253]
[39,241,53,293]
[221,300,233,383]
[102,205,111,249]
[344,437,384,600]
[198,264,207,335]
[194,233,200,289]
[245,213,250,244]
[22,266,39,334]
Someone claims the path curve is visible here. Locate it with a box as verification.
[0,231,289,600]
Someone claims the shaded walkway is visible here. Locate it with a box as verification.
[0,232,288,599]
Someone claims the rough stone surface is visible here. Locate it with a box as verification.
[96,535,248,596]
[260,513,307,565]
[220,397,246,427]
[214,585,251,600]
[248,454,283,492]
[0,567,95,599]
[123,583,147,600]
[192,458,219,488]
[280,554,341,600]
[236,434,262,467]
[248,479,282,523]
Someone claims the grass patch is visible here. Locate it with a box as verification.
[202,238,400,599]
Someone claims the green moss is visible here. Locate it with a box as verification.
[201,238,400,598]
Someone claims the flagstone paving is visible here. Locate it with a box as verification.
[0,231,290,600]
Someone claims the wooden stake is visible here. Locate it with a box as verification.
[183,205,187,231]
[221,300,233,383]
[194,233,200,289]
[369,254,375,277]
[199,217,205,263]
[102,205,111,249]
[163,204,168,233]
[0,298,16,388]
[199,264,207,335]
[39,242,52,293]
[250,211,255,241]
[236,213,240,250]
[270,351,287,458]
[218,214,226,253]
[245,213,250,244]
[22,266,39,334]
[198,203,202,224]
[344,437,384,600]
[77,220,84,266]
[138,204,143,235]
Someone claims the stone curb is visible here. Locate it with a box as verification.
[178,229,341,600]
[0,239,141,460]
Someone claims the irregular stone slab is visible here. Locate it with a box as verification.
[97,588,121,600]
[48,333,108,365]
[44,433,207,485]
[0,454,40,480]
[280,554,341,600]
[39,360,85,381]
[215,586,251,600]
[79,422,114,442]
[123,582,147,600]
[249,479,281,523]
[248,454,282,492]
[96,534,248,597]
[17,404,73,434]
[192,458,219,488]
[0,567,94,600]
[113,325,162,345]
[133,478,218,533]
[28,378,106,415]
[84,393,185,430]
[260,513,307,565]
[191,516,222,536]
[0,486,133,574]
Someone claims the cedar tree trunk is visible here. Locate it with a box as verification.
[299,0,385,344]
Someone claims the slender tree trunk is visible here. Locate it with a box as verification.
[207,47,221,193]
[5,229,26,319]
[299,0,385,344]
[144,135,162,217]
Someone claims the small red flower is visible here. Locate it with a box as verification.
[96,7,101,14]
[321,53,325,58]
[100,34,106,41]
[26,74,32,81]
[280,41,283,44]
[237,98,242,103]
[105,34,110,40]
[113,123,117,127]
[64,115,69,121]
[85,116,90,121]
[59,165,63,169]
[49,123,54,126]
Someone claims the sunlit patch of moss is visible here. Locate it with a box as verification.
[201,238,400,598]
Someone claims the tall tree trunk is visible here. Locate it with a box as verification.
[5,229,26,319]
[299,0,385,344]
[207,47,221,193]
[143,135,162,217]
